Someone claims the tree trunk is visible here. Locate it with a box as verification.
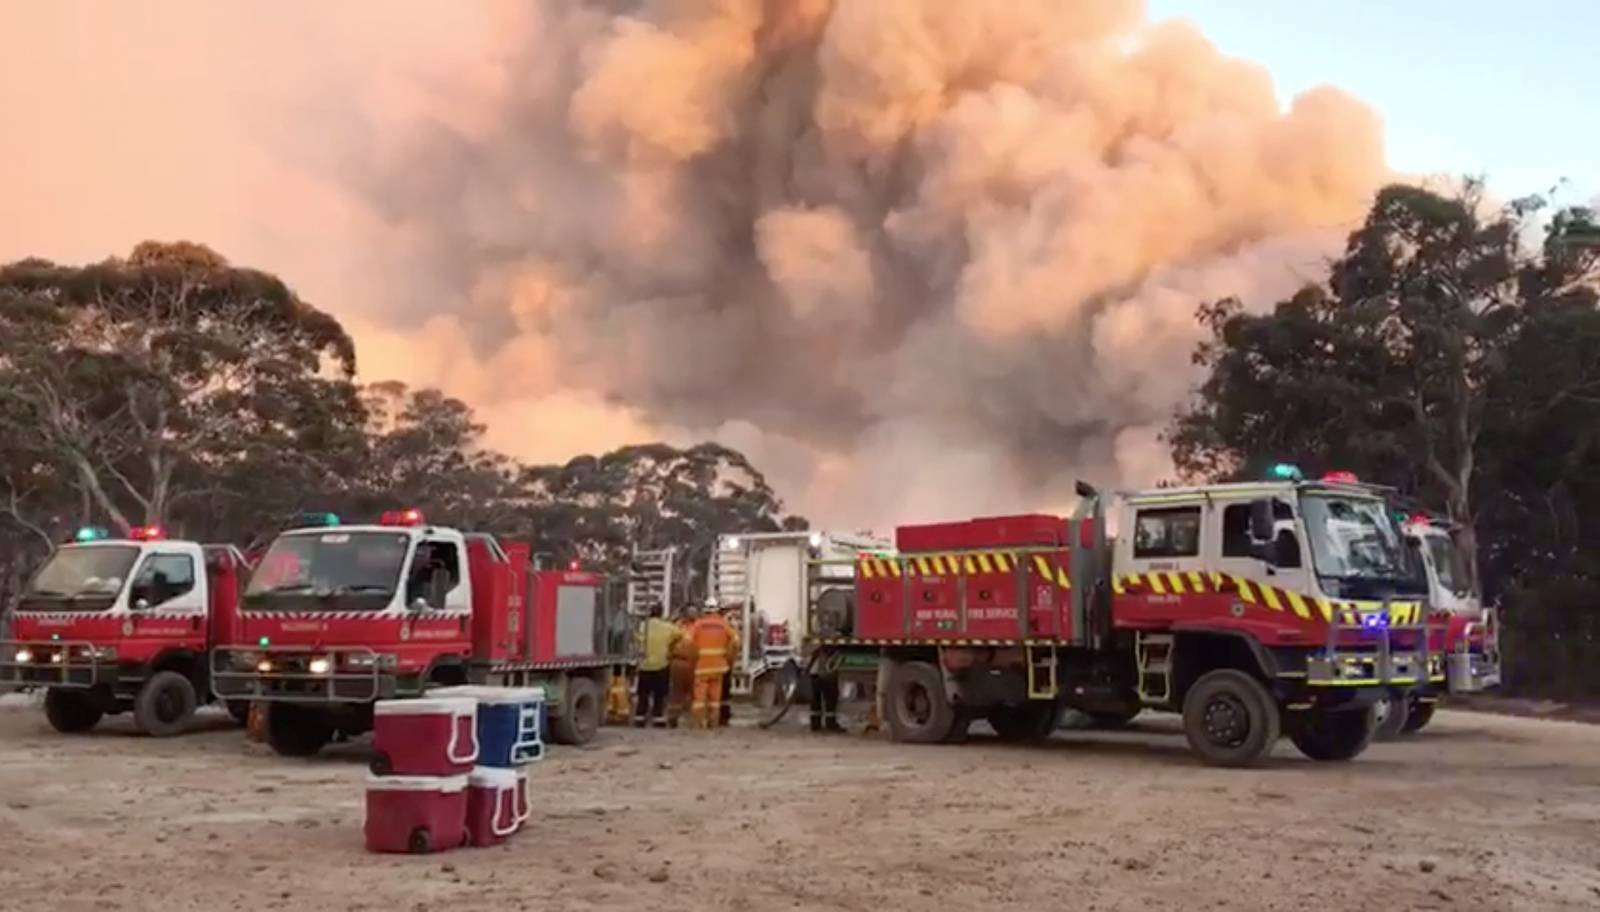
[70,452,131,533]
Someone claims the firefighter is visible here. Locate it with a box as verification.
[634,604,680,727]
[666,609,698,728]
[809,664,844,733]
[688,600,738,729]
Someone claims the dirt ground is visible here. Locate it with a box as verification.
[2,696,1598,912]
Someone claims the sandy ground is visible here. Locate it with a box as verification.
[1,695,1598,912]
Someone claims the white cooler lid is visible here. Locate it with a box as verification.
[468,766,520,787]
[374,696,477,716]
[473,687,547,704]
[366,773,468,793]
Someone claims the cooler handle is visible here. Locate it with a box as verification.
[447,709,480,765]
[492,785,519,837]
[515,776,531,825]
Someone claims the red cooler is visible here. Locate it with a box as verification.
[364,774,468,854]
[371,697,479,776]
[465,767,521,847]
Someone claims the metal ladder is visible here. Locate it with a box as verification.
[710,544,756,696]
[1025,643,1059,699]
[626,547,676,618]
[1135,632,1175,703]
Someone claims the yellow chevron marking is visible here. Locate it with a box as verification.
[1341,609,1357,626]
[1056,568,1071,589]
[1113,575,1126,595]
[1188,571,1205,592]
[887,559,901,577]
[1148,573,1167,595]
[915,557,931,575]
[858,560,875,580]
[1209,571,1223,590]
[1285,591,1312,620]
[1260,584,1283,611]
[976,553,994,574]
[1166,572,1185,593]
[1033,555,1051,577]
[1231,575,1256,603]
[1315,598,1333,622]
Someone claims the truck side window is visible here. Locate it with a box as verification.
[131,555,196,609]
[1222,504,1252,557]
[1133,507,1202,559]
[406,541,462,609]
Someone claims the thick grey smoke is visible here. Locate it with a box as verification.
[332,0,1386,527]
[0,1,1381,528]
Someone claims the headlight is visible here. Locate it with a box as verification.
[256,659,274,673]
[14,648,33,664]
[308,657,331,675]
[49,653,64,665]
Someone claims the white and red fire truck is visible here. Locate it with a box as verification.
[805,470,1447,766]
[0,525,251,735]
[1373,512,1499,736]
[210,509,632,758]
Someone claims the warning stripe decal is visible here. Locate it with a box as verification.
[1112,573,1423,626]
[854,550,1069,589]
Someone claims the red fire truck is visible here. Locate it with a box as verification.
[210,509,631,758]
[806,473,1445,766]
[0,526,251,735]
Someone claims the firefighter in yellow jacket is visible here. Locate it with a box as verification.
[688,601,738,729]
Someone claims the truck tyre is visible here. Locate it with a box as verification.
[1402,699,1435,734]
[1290,706,1375,762]
[226,701,251,726]
[1181,669,1280,767]
[551,676,601,745]
[44,688,103,734]
[134,671,197,737]
[265,704,334,757]
[987,702,1057,742]
[1371,693,1411,740]
[885,661,955,744]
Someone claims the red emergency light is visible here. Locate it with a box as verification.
[1407,513,1430,526]
[379,508,425,527]
[129,525,165,541]
[567,559,581,571]
[1322,471,1359,484]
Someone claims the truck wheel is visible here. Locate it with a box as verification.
[134,671,197,737]
[265,704,334,757]
[408,827,432,854]
[885,661,955,744]
[1289,706,1375,761]
[1181,670,1280,767]
[987,703,1057,742]
[1371,694,1411,740]
[226,701,251,726]
[1402,699,1435,734]
[44,688,103,734]
[551,676,601,745]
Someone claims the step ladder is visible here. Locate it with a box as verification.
[1135,632,1175,704]
[1025,643,1059,699]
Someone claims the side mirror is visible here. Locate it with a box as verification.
[425,567,450,609]
[134,598,150,611]
[409,597,429,611]
[1249,499,1274,543]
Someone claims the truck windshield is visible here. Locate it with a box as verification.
[242,531,409,611]
[1300,495,1424,598]
[18,545,139,611]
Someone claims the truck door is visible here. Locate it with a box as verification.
[1122,500,1206,602]
[126,547,208,645]
[1214,498,1311,600]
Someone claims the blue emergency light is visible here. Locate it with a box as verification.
[74,526,110,542]
[1268,463,1303,481]
[258,636,271,648]
[295,512,341,527]
[1361,612,1389,630]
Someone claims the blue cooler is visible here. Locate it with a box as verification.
[430,686,546,767]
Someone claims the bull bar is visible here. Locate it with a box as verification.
[1305,601,1446,688]
[210,645,389,703]
[0,640,117,691]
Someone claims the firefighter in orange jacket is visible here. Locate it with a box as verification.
[688,601,738,729]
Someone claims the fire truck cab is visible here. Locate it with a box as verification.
[0,526,250,736]
[808,470,1445,767]
[211,509,628,758]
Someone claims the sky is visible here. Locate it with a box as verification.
[1148,0,1599,205]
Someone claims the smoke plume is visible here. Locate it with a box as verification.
[0,1,1387,529]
